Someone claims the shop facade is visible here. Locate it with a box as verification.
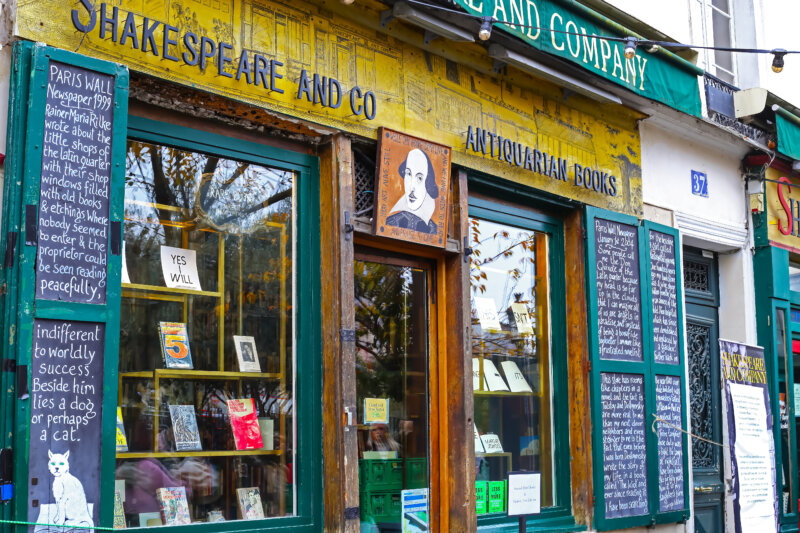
[0,0,704,531]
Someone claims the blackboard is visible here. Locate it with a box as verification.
[650,231,679,365]
[594,219,643,362]
[601,372,648,518]
[655,374,684,512]
[36,61,114,304]
[28,319,105,529]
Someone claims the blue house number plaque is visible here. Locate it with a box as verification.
[691,170,708,197]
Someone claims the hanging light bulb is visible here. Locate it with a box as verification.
[623,37,637,60]
[340,0,355,5]
[478,17,493,41]
[772,49,787,73]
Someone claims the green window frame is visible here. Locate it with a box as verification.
[2,42,322,532]
[585,207,690,530]
[468,175,581,533]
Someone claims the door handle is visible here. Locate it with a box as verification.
[694,486,714,493]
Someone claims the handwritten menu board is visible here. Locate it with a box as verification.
[601,372,648,518]
[650,231,680,365]
[36,61,114,304]
[28,319,104,528]
[656,375,684,512]
[594,219,643,361]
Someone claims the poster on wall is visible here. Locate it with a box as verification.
[719,339,778,533]
[373,129,451,248]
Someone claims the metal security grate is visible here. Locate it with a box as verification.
[353,147,376,218]
[684,260,710,293]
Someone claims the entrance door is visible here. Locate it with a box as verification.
[683,249,723,533]
[352,251,434,532]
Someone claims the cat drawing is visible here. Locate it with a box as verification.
[47,450,94,529]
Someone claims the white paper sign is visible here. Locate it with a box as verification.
[121,243,131,284]
[795,384,800,416]
[729,382,777,532]
[510,303,534,335]
[160,245,202,291]
[482,359,509,392]
[480,433,504,454]
[500,361,533,393]
[507,472,541,516]
[474,423,485,453]
[472,358,489,391]
[475,297,502,332]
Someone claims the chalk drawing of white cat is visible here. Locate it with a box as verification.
[47,450,94,529]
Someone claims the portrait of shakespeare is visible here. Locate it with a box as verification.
[386,148,439,235]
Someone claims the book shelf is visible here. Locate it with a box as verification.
[118,194,292,523]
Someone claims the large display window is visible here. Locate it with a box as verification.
[467,196,572,528]
[113,117,320,529]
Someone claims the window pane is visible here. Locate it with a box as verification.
[712,10,734,75]
[117,141,295,525]
[711,0,730,13]
[789,264,800,292]
[469,218,554,512]
[354,261,430,528]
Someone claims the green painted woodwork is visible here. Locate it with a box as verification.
[753,244,800,530]
[585,207,690,530]
[468,178,583,533]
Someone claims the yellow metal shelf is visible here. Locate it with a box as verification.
[122,282,221,298]
[473,390,538,397]
[117,449,282,459]
[120,369,282,380]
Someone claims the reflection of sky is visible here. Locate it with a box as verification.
[790,264,800,292]
[469,218,541,322]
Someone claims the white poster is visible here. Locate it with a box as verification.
[472,358,489,391]
[121,243,131,284]
[401,488,428,533]
[160,245,202,291]
[500,361,533,393]
[509,303,534,335]
[474,423,485,453]
[475,297,502,332]
[482,359,509,392]
[507,472,541,516]
[480,433,504,454]
[729,382,776,531]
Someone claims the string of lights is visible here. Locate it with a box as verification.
[368,0,799,73]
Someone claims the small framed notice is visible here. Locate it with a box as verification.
[364,398,389,424]
[507,471,541,516]
[480,433,504,454]
[160,245,202,291]
[234,335,261,373]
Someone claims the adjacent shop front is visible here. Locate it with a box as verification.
[1,0,699,531]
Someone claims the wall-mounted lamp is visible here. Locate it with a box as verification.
[487,44,622,105]
[772,49,787,73]
[381,2,475,44]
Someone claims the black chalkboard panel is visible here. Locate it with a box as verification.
[655,374,684,512]
[28,319,105,529]
[594,219,643,361]
[650,231,679,365]
[36,61,114,304]
[601,372,648,518]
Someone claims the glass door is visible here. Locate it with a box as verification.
[353,252,432,532]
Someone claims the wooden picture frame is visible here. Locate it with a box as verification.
[373,128,451,247]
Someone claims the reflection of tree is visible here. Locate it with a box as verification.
[354,263,413,404]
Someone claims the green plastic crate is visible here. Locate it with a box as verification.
[359,459,403,492]
[475,481,488,514]
[488,480,506,513]
[404,458,428,489]
[360,489,402,524]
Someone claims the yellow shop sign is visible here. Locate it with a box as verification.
[17,0,643,216]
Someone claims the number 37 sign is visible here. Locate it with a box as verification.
[691,170,709,198]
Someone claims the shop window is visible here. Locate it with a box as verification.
[698,0,736,84]
[467,197,572,528]
[114,118,320,528]
[789,263,800,293]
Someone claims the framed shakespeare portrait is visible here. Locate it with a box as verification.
[373,128,451,247]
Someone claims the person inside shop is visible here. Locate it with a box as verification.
[386,148,438,234]
[365,422,401,453]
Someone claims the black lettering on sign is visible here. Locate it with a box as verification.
[594,219,643,361]
[601,372,648,519]
[649,230,679,365]
[655,374,684,512]
[36,61,114,304]
[28,319,104,529]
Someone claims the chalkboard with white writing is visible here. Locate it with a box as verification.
[650,230,679,365]
[655,374,684,512]
[594,219,643,362]
[601,372,648,518]
[28,319,105,529]
[36,61,114,304]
